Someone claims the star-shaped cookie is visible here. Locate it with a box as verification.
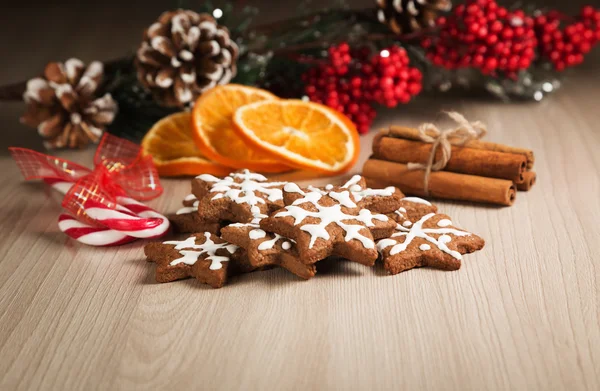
[144,232,253,288]
[261,183,396,266]
[377,211,485,275]
[221,222,316,280]
[192,169,287,224]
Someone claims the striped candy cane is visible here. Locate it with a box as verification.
[46,178,170,246]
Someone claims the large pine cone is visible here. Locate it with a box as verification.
[376,0,452,35]
[136,10,239,108]
[21,59,118,149]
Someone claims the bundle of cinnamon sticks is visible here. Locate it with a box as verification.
[362,126,536,206]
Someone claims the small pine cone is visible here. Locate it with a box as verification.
[136,10,239,108]
[376,0,452,35]
[20,59,118,149]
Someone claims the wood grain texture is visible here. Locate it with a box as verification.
[0,2,599,390]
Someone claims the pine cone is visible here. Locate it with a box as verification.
[376,0,452,35]
[136,10,239,108]
[21,59,118,149]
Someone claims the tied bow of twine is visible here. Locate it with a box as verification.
[407,112,487,195]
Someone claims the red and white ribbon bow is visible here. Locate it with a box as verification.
[10,134,170,246]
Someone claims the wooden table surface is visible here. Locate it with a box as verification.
[1,3,600,391]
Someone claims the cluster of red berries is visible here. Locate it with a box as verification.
[535,6,600,71]
[422,0,537,77]
[302,43,422,134]
[363,46,423,108]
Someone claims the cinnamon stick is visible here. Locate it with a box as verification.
[363,158,516,206]
[373,136,527,183]
[516,171,536,191]
[387,126,535,169]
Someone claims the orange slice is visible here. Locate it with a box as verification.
[232,100,360,174]
[191,84,291,173]
[141,112,231,177]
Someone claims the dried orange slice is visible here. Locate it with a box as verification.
[191,84,291,173]
[142,112,231,177]
[232,100,360,174]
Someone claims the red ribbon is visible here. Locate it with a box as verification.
[9,134,163,225]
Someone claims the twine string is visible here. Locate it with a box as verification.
[407,112,487,195]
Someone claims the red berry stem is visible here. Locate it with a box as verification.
[302,43,422,134]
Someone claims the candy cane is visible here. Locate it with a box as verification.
[58,214,135,246]
[45,178,169,246]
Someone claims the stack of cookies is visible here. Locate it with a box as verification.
[144,170,485,288]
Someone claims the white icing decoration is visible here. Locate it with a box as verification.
[401,197,432,206]
[176,194,199,215]
[275,186,388,249]
[402,221,412,227]
[233,219,294,252]
[165,233,238,270]
[341,175,395,202]
[341,175,361,188]
[377,213,470,260]
[328,190,357,208]
[249,229,266,239]
[257,235,286,251]
[176,200,198,215]
[419,244,431,251]
[438,219,452,227]
[198,170,286,215]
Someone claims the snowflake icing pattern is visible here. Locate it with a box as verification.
[377,213,471,260]
[197,169,287,219]
[164,232,239,270]
[275,183,389,249]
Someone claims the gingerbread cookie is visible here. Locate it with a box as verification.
[191,170,287,224]
[144,232,252,288]
[377,210,485,275]
[261,183,396,266]
[168,194,221,234]
[221,222,316,280]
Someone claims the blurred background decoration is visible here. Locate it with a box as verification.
[1,0,599,145]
